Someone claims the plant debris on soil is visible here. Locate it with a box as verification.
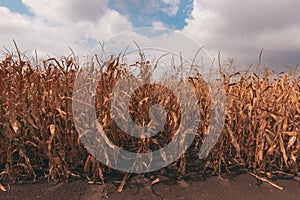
[0,173,300,200]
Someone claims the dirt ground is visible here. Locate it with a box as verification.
[1,173,300,200]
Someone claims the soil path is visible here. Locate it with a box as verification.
[1,174,299,200]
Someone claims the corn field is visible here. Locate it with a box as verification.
[0,50,299,187]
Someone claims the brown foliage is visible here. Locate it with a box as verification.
[0,51,299,185]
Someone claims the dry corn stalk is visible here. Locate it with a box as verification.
[0,51,298,187]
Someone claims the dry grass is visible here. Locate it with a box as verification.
[0,50,299,187]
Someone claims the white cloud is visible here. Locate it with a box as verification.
[22,0,109,23]
[1,0,299,69]
[152,20,166,28]
[182,0,300,68]
[160,0,180,16]
[0,1,132,58]
[0,7,74,56]
[77,10,132,41]
[109,0,180,18]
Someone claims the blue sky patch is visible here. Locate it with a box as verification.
[108,0,193,29]
[0,0,32,15]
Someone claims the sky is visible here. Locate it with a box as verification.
[0,0,299,71]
